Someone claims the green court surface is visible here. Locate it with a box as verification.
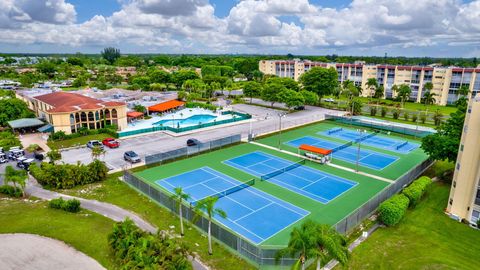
[135,142,389,247]
[256,120,429,180]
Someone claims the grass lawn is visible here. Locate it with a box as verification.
[0,196,116,269]
[61,174,257,270]
[338,182,480,270]
[47,133,112,149]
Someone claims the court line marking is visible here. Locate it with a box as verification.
[250,141,395,184]
[234,202,274,222]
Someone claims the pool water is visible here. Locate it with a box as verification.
[154,114,217,127]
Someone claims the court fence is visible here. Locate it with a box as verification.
[123,170,298,267]
[118,111,251,138]
[333,158,434,234]
[144,134,242,165]
[325,114,436,138]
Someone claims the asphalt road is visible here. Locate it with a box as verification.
[61,103,343,170]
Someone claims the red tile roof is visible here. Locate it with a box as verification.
[127,111,144,118]
[34,92,125,113]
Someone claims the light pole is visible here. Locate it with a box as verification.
[278,113,286,149]
[249,118,253,141]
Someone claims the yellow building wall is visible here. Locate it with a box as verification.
[361,65,378,98]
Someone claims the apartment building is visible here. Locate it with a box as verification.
[259,60,480,106]
[446,96,480,225]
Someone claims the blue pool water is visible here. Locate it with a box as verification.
[154,114,217,127]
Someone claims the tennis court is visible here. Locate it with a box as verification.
[321,127,419,153]
[155,166,309,244]
[287,136,399,170]
[224,151,357,204]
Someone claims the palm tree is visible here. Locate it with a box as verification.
[4,165,28,197]
[458,84,470,97]
[374,85,384,105]
[91,145,106,160]
[393,84,412,108]
[276,220,315,270]
[422,91,436,106]
[311,224,349,270]
[171,187,190,236]
[193,196,227,255]
[366,78,378,102]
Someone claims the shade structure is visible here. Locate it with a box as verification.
[148,100,185,112]
[127,111,144,118]
[7,118,44,129]
[38,124,54,133]
[299,144,332,155]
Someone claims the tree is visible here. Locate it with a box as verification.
[266,77,299,92]
[4,165,27,197]
[171,187,190,236]
[148,69,171,84]
[311,223,349,270]
[423,82,433,93]
[365,78,378,101]
[0,98,36,126]
[193,196,227,255]
[278,89,305,111]
[46,149,62,164]
[276,220,314,270]
[374,85,384,105]
[299,67,338,98]
[393,84,412,108]
[422,91,436,106]
[26,144,40,153]
[262,82,285,107]
[91,145,106,160]
[432,109,444,126]
[457,84,470,97]
[133,104,146,113]
[36,61,57,78]
[243,81,262,103]
[101,47,121,64]
[171,70,200,89]
[300,90,319,105]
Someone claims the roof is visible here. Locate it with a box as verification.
[34,92,125,113]
[299,144,332,155]
[8,118,44,129]
[127,111,144,118]
[148,100,185,112]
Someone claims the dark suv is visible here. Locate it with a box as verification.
[186,138,201,147]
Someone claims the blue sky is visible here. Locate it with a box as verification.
[0,0,479,57]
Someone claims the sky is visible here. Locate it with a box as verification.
[0,0,479,57]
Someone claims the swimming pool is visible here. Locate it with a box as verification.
[154,114,217,128]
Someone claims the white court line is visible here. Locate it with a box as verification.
[234,202,274,222]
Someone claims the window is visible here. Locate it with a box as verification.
[75,113,80,123]
[89,123,95,129]
[88,112,94,121]
[80,112,87,122]
[105,109,110,118]
[111,108,117,118]
[70,114,75,125]
[456,163,461,170]
[460,144,464,151]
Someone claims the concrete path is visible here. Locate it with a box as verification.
[0,233,105,270]
[24,177,209,270]
[18,133,51,152]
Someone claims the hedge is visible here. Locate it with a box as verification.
[378,194,410,226]
[49,197,81,213]
[185,101,217,111]
[402,176,433,207]
[0,185,22,198]
[49,125,118,141]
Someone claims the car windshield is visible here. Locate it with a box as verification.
[127,151,137,157]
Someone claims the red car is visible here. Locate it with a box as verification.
[102,138,120,148]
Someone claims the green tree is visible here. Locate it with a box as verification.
[311,223,349,270]
[393,84,412,108]
[0,98,36,126]
[422,91,436,106]
[278,89,305,111]
[133,105,146,113]
[299,67,338,98]
[4,165,27,197]
[300,90,319,105]
[171,187,190,236]
[91,145,105,160]
[432,109,444,126]
[423,82,433,93]
[262,82,286,107]
[172,70,200,89]
[148,69,171,84]
[46,149,62,164]
[457,84,470,97]
[26,144,39,153]
[366,78,378,101]
[374,85,384,105]
[276,220,314,270]
[193,196,227,255]
[36,61,57,78]
[243,81,262,103]
[101,47,121,64]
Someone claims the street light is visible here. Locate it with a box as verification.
[278,113,287,149]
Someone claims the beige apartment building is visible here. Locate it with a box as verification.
[16,91,128,134]
[446,96,480,225]
[259,60,480,106]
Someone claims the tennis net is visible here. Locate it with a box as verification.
[331,141,353,153]
[190,179,255,206]
[260,159,306,181]
[327,127,343,135]
[355,132,377,143]
[395,141,409,150]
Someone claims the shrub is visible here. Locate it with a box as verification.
[420,114,427,124]
[392,109,400,119]
[411,114,418,123]
[403,112,409,121]
[381,107,388,117]
[378,194,410,226]
[370,106,377,116]
[49,126,118,142]
[0,185,22,198]
[0,131,22,151]
[185,101,217,111]
[49,197,81,213]
[402,176,433,206]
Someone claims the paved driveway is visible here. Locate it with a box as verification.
[61,104,344,170]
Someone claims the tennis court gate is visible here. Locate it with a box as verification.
[123,170,297,267]
[144,134,242,165]
[334,158,434,234]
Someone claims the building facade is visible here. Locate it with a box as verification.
[17,91,128,134]
[446,96,480,225]
[259,60,480,106]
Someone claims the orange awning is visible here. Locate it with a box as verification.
[148,100,185,112]
[299,144,332,155]
[127,111,144,118]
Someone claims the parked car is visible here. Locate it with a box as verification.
[124,151,141,163]
[34,152,44,161]
[186,138,201,147]
[17,157,34,170]
[8,149,24,160]
[323,98,335,103]
[102,138,120,148]
[87,140,104,149]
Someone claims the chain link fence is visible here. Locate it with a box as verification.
[334,158,433,234]
[144,134,241,165]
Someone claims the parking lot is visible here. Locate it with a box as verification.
[61,104,343,171]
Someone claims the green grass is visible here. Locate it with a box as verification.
[61,175,256,270]
[338,182,480,270]
[257,121,429,180]
[134,142,389,247]
[0,196,116,269]
[47,133,112,149]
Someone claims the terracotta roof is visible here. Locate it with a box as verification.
[299,144,332,155]
[148,100,185,112]
[127,111,144,118]
[34,92,125,113]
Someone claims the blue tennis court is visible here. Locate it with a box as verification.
[223,151,357,204]
[321,128,419,153]
[155,167,309,244]
[287,136,399,170]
